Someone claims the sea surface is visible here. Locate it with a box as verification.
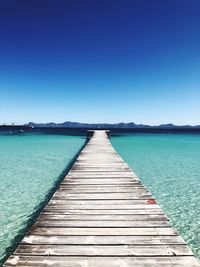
[0,133,85,265]
[111,133,200,260]
[0,133,200,264]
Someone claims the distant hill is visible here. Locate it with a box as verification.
[26,121,200,129]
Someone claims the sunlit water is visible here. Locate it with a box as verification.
[0,134,85,264]
[111,133,200,260]
[1,133,200,264]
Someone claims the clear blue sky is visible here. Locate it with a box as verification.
[0,0,199,125]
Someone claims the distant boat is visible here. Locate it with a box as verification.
[19,130,24,133]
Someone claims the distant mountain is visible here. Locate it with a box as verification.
[26,121,200,129]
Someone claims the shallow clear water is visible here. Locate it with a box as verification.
[0,134,85,264]
[1,133,200,264]
[111,133,200,260]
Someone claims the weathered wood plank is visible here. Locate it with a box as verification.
[29,227,178,236]
[37,214,168,221]
[5,256,200,267]
[59,186,144,191]
[58,187,147,193]
[49,199,158,205]
[63,182,138,186]
[63,179,137,184]
[53,192,152,199]
[14,244,193,256]
[67,172,136,177]
[43,208,164,215]
[35,220,170,227]
[21,235,185,245]
[46,204,161,210]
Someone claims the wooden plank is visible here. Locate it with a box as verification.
[35,220,170,227]
[63,180,138,184]
[5,256,200,267]
[49,199,158,205]
[21,235,185,245]
[53,192,152,199]
[4,130,200,267]
[53,196,152,200]
[71,168,132,171]
[57,187,147,193]
[28,227,178,236]
[43,208,164,214]
[67,172,136,177]
[46,204,162,210]
[74,164,129,167]
[37,214,168,221]
[59,185,144,189]
[66,177,138,180]
[65,179,137,183]
[14,244,193,256]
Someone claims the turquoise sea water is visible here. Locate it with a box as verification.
[0,134,85,264]
[1,133,200,264]
[111,133,200,260]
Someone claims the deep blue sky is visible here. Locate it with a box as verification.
[0,0,199,125]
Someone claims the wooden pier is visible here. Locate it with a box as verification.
[4,130,200,266]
